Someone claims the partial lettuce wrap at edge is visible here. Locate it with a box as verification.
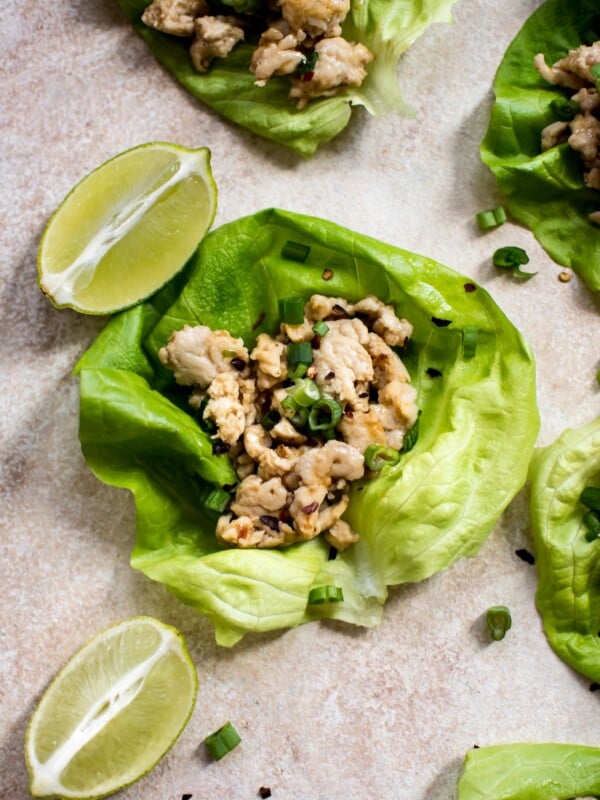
[76,208,539,645]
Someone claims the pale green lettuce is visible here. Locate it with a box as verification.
[481,0,600,292]
[76,208,539,645]
[457,743,600,800]
[529,415,600,682]
[117,0,456,156]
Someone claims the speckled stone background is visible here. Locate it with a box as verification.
[2,0,600,797]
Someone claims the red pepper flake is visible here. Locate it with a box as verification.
[322,268,333,281]
[301,501,319,514]
[301,71,314,81]
[464,282,477,293]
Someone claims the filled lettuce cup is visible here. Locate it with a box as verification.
[118,0,456,156]
[481,0,600,292]
[457,743,600,800]
[76,208,539,645]
[529,415,600,681]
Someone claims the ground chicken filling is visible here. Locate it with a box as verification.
[535,41,600,222]
[158,294,418,550]
[141,0,373,108]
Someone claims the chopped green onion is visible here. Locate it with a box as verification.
[581,487,600,512]
[591,63,600,89]
[550,96,579,120]
[493,246,536,279]
[486,605,512,641]
[260,410,280,431]
[203,487,232,513]
[288,362,308,380]
[584,511,600,541]
[308,398,343,431]
[364,443,401,471]
[279,297,305,325]
[281,241,310,262]
[296,50,319,77]
[287,341,313,368]
[402,409,421,453]
[462,326,478,359]
[222,348,237,357]
[196,396,217,434]
[205,722,241,761]
[312,320,329,337]
[281,395,299,416]
[476,206,506,230]
[288,378,321,407]
[308,585,344,604]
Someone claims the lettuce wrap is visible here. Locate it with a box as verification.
[118,0,456,156]
[481,0,600,292]
[76,208,539,645]
[457,743,600,800]
[529,415,600,682]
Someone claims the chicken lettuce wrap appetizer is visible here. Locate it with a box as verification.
[481,0,600,292]
[529,415,600,682]
[118,0,456,156]
[75,208,539,645]
[457,743,600,800]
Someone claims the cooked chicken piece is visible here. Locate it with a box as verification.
[540,120,570,151]
[289,37,373,108]
[534,52,587,90]
[230,475,290,518]
[270,417,307,445]
[278,0,350,38]
[288,484,328,538]
[572,86,600,113]
[294,440,364,485]
[338,408,386,452]
[229,443,257,479]
[250,22,306,84]
[366,333,411,390]
[204,372,246,444]
[587,169,600,190]
[159,324,248,387]
[142,0,208,36]
[305,294,354,320]
[354,296,413,347]
[216,513,297,547]
[243,424,307,478]
[568,111,600,167]
[325,519,358,550]
[538,42,600,88]
[251,333,287,389]
[313,318,372,408]
[377,380,419,449]
[281,318,315,342]
[190,15,245,72]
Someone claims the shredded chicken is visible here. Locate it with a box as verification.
[250,22,306,85]
[535,40,600,218]
[190,15,245,72]
[160,294,418,549]
[141,0,208,36]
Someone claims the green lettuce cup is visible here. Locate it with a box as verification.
[76,208,539,645]
[118,0,456,156]
[457,743,600,800]
[529,415,600,681]
[481,0,600,292]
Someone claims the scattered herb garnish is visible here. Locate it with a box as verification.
[486,605,512,641]
[550,96,579,120]
[281,241,310,262]
[476,206,506,230]
[307,397,343,432]
[364,443,401,471]
[493,246,536,279]
[205,722,241,761]
[296,50,319,77]
[462,326,478,359]
[312,320,329,337]
[279,297,305,325]
[591,63,600,90]
[308,585,344,604]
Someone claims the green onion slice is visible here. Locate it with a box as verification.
[308,398,343,431]
[493,246,536,279]
[279,297,305,325]
[476,206,506,230]
[364,443,401,471]
[550,96,579,120]
[203,487,232,513]
[260,410,280,431]
[308,585,344,604]
[462,326,478,359]
[281,241,310,262]
[287,340,313,368]
[591,63,600,89]
[486,605,512,641]
[205,721,241,761]
[312,320,329,337]
[581,486,600,513]
[296,50,319,76]
[288,378,321,407]
[288,363,308,380]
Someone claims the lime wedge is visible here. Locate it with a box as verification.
[25,617,198,799]
[38,142,217,314]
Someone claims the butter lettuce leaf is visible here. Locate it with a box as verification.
[529,415,600,681]
[77,208,539,645]
[117,0,456,156]
[457,743,600,800]
[480,0,600,292]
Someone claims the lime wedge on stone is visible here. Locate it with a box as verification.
[25,617,198,799]
[38,142,217,314]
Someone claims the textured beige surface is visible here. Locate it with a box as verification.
[2,0,600,797]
